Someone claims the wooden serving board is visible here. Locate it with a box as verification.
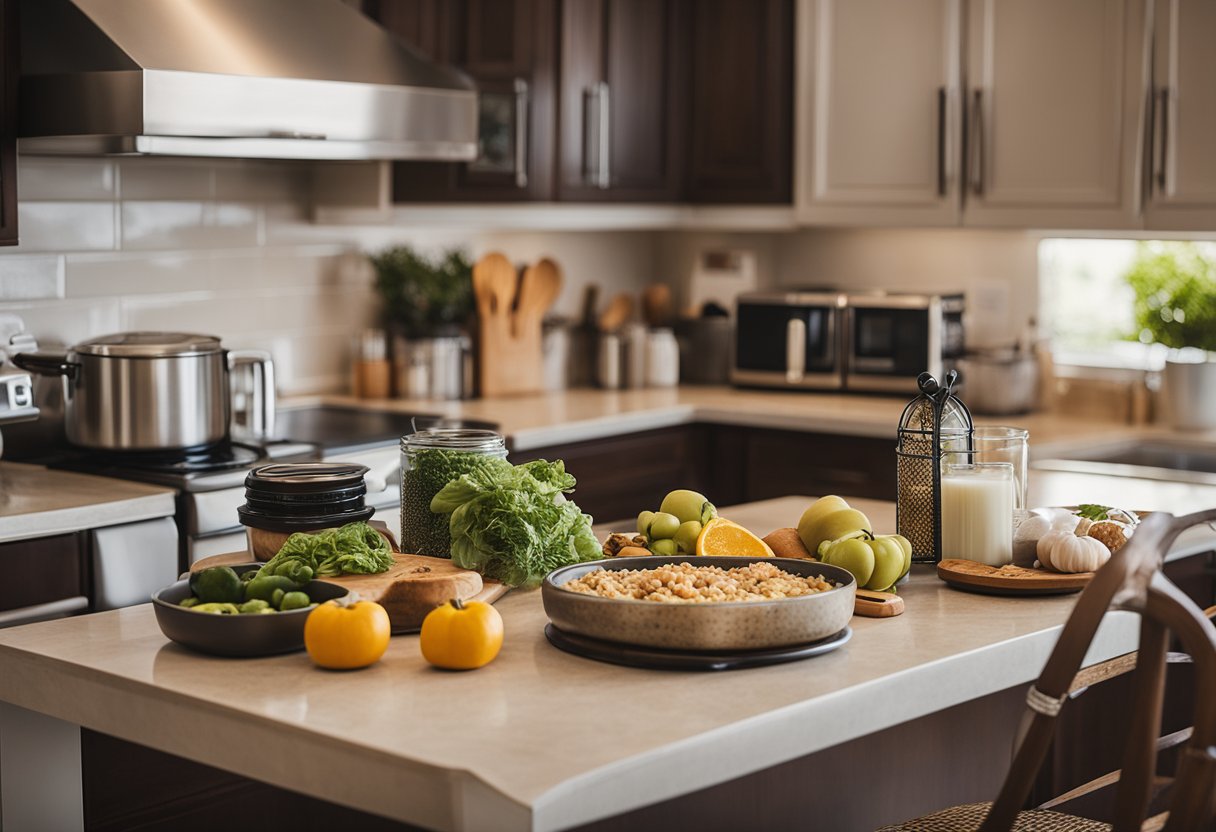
[189,552,508,633]
[937,559,1093,596]
[854,589,905,618]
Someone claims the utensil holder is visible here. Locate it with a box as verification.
[896,370,973,563]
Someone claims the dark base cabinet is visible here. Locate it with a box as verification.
[79,680,1138,831]
[511,423,897,524]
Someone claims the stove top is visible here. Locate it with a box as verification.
[33,405,499,493]
[272,406,497,453]
[45,440,317,492]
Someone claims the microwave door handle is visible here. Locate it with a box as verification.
[786,317,806,383]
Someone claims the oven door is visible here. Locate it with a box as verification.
[732,302,841,389]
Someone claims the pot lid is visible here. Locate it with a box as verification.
[74,332,223,357]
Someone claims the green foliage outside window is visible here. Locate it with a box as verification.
[1125,242,1216,353]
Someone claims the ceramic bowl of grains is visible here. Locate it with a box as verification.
[541,556,856,651]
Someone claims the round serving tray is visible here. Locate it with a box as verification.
[542,556,856,651]
[937,559,1093,596]
[544,623,852,671]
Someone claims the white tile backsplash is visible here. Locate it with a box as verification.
[14,158,1052,396]
[0,256,64,300]
[0,157,383,393]
[118,158,214,200]
[17,202,117,252]
[19,158,116,201]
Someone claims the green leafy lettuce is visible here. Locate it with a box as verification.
[430,459,601,588]
[257,521,393,579]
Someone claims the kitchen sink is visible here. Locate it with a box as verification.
[1034,439,1216,485]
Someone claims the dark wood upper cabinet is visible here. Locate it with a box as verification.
[371,0,558,202]
[556,0,685,202]
[684,0,793,204]
[0,0,17,245]
[367,0,792,205]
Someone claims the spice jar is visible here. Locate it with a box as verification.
[238,463,374,560]
[400,429,507,557]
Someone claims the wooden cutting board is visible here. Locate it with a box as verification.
[189,552,508,633]
[937,558,1093,596]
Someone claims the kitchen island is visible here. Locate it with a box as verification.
[0,496,1213,832]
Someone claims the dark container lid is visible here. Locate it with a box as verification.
[244,462,370,493]
[238,504,375,533]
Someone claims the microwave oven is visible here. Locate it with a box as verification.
[844,292,965,393]
[731,291,846,389]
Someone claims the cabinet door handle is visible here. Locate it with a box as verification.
[937,87,948,197]
[969,89,985,196]
[582,82,611,188]
[785,317,806,383]
[0,596,89,627]
[514,78,529,189]
[1156,88,1170,194]
[596,81,611,189]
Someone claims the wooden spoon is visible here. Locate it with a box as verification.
[641,283,673,327]
[472,252,517,333]
[598,293,634,333]
[516,258,563,336]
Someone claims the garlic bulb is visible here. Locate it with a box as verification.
[1037,518,1110,574]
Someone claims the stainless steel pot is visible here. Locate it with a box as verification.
[13,332,274,451]
[957,350,1039,416]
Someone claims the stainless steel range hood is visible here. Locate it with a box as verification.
[18,0,478,161]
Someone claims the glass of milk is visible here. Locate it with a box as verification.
[940,462,1015,566]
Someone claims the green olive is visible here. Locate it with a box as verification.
[637,510,656,536]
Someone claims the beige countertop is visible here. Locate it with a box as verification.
[2,496,1212,831]
[314,386,1204,455]
[0,462,176,544]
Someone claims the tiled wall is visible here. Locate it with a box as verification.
[0,157,658,394]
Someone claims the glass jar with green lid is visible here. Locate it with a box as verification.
[400,429,508,557]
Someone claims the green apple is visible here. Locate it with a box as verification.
[647,512,681,540]
[822,537,875,588]
[798,506,872,556]
[865,535,907,591]
[637,510,656,536]
[673,520,702,554]
[649,538,677,556]
[660,490,715,525]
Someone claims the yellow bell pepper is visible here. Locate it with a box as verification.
[420,598,504,670]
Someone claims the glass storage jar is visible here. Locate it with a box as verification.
[400,428,507,557]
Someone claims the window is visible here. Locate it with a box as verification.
[1038,239,1216,369]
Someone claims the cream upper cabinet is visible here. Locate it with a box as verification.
[1144,0,1216,229]
[796,0,963,226]
[796,0,1152,230]
[961,0,1147,229]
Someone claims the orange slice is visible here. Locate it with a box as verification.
[695,518,775,558]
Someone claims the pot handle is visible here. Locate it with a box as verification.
[12,352,79,380]
[228,350,276,440]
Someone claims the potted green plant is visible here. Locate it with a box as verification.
[1125,242,1216,430]
[370,246,474,338]
[370,246,475,399]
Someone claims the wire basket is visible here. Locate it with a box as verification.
[896,370,973,563]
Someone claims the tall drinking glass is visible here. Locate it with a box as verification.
[969,427,1029,510]
[940,462,1015,565]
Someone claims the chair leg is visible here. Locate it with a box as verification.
[1112,618,1169,832]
